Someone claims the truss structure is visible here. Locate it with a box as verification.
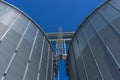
[46,28,74,79]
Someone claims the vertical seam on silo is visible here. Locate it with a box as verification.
[0,13,21,42]
[15,21,31,51]
[82,29,104,80]
[74,37,88,80]
[108,2,120,13]
[51,53,53,80]
[22,29,39,80]
[37,37,45,80]
[106,46,120,69]
[45,45,50,80]
[98,10,120,36]
[0,20,30,80]
[0,7,9,16]
[73,37,81,80]
[80,51,89,80]
[69,48,76,80]
[89,19,120,70]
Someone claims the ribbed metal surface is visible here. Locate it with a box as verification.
[0,1,54,80]
[68,0,120,80]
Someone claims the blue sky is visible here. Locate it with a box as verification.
[5,0,104,80]
[5,0,104,33]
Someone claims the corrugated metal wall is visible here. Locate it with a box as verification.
[0,1,54,80]
[67,0,120,80]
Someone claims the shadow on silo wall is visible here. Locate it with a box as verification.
[0,1,54,80]
[67,0,120,80]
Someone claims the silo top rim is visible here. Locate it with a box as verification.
[0,0,54,52]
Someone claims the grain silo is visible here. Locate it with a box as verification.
[67,0,120,80]
[0,1,54,80]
